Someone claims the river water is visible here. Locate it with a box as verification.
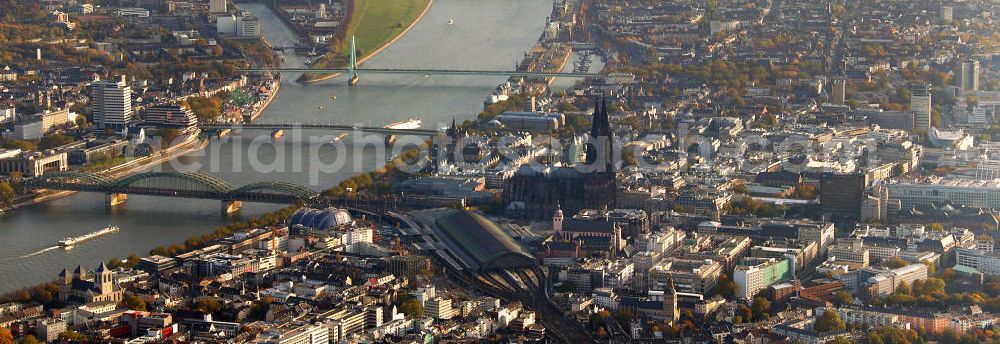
[0,0,555,293]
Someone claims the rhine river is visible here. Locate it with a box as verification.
[0,0,555,293]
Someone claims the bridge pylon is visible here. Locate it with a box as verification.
[106,193,128,210]
[222,200,243,215]
[347,35,360,86]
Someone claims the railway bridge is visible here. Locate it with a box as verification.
[22,171,320,214]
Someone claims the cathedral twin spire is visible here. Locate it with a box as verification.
[586,95,616,173]
[590,94,612,137]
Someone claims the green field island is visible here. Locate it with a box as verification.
[300,0,432,82]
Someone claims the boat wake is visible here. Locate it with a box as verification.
[0,246,61,262]
[20,246,60,259]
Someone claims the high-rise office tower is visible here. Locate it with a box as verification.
[909,83,932,131]
[91,76,133,130]
[958,59,980,95]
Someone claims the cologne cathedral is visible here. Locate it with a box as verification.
[502,96,618,219]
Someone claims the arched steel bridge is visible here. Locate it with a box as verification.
[22,171,320,204]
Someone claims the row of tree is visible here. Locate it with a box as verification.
[149,204,302,257]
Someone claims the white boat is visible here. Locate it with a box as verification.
[384,118,422,130]
[59,226,120,247]
[331,133,349,142]
[448,18,454,25]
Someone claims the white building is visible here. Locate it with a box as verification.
[36,318,67,343]
[143,103,197,127]
[216,13,260,37]
[237,13,260,37]
[253,323,328,344]
[822,306,901,329]
[956,247,1000,275]
[889,178,1000,209]
[928,128,974,150]
[733,257,794,300]
[344,227,372,245]
[14,121,42,140]
[115,7,150,18]
[828,239,870,266]
[0,106,14,124]
[592,288,618,310]
[216,15,236,34]
[798,222,836,250]
[425,297,456,320]
[90,76,133,129]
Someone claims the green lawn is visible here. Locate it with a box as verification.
[302,0,431,81]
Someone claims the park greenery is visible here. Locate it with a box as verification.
[122,294,147,311]
[37,133,74,150]
[723,196,778,217]
[815,310,846,333]
[479,94,531,121]
[861,327,923,344]
[185,94,226,123]
[107,255,142,270]
[610,59,821,96]
[1,139,37,151]
[193,298,223,314]
[712,273,737,297]
[398,294,423,318]
[0,182,14,205]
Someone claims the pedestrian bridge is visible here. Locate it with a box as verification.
[23,171,320,213]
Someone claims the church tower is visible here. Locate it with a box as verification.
[445,118,463,163]
[552,202,564,235]
[96,262,114,295]
[74,265,87,281]
[663,274,679,324]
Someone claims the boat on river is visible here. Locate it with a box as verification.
[384,118,422,130]
[59,226,120,247]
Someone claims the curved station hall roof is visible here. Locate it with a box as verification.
[410,208,535,271]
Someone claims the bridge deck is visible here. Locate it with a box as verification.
[23,172,320,204]
[199,123,438,136]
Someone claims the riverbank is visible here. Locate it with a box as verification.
[298,0,434,83]
[546,46,573,86]
[246,78,280,122]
